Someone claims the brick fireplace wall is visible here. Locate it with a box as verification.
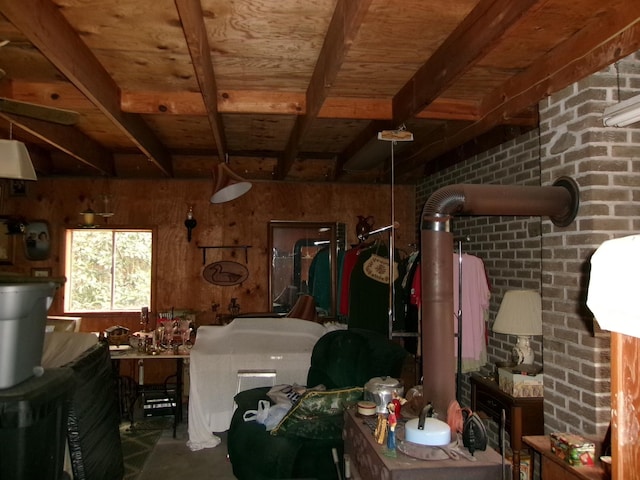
[415,50,640,445]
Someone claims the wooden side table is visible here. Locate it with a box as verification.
[470,373,544,480]
[523,435,605,480]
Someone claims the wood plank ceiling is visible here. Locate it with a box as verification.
[0,0,639,184]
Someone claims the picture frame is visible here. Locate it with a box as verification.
[31,267,52,278]
[0,216,14,265]
[24,220,51,261]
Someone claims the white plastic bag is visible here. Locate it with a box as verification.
[242,399,291,431]
[243,399,270,424]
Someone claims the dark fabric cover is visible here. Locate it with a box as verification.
[270,386,363,439]
[306,328,407,389]
[65,341,124,480]
[227,328,408,480]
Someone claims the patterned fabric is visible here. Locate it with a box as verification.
[271,387,363,439]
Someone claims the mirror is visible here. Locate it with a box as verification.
[268,221,345,318]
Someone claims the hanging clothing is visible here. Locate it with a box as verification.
[453,253,490,373]
[338,246,361,317]
[347,244,407,337]
[308,247,344,316]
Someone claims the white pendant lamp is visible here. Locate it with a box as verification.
[0,139,37,180]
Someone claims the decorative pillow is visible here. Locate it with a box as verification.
[270,387,363,439]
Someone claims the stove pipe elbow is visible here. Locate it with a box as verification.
[420,177,579,418]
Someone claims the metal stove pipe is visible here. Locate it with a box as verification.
[420,177,579,418]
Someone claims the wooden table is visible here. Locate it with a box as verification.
[110,347,190,438]
[343,407,506,480]
[470,373,544,480]
[523,435,606,480]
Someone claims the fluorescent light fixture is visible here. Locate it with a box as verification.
[0,139,37,180]
[602,94,640,127]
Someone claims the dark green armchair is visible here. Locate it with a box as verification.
[227,328,408,480]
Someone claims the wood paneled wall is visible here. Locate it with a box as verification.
[0,178,416,334]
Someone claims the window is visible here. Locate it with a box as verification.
[64,228,153,313]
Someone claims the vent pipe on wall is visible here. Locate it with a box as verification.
[420,177,579,417]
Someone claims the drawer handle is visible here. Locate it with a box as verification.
[485,398,501,410]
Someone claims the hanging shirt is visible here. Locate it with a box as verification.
[452,253,490,372]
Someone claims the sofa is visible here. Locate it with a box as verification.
[227,328,408,480]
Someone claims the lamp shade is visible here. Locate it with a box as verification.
[493,289,542,336]
[587,234,640,338]
[0,139,37,180]
[210,163,252,204]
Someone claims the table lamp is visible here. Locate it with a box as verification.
[493,290,542,365]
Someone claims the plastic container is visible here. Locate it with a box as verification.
[0,282,58,389]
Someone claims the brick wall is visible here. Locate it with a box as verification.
[415,50,640,448]
[538,52,640,436]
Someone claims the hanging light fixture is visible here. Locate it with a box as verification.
[0,124,37,180]
[378,126,414,340]
[210,162,252,204]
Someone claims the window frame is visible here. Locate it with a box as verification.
[63,226,157,315]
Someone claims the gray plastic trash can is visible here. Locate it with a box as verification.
[0,282,58,389]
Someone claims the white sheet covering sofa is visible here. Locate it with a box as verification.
[187,316,331,451]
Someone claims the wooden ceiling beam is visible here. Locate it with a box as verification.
[396,5,640,178]
[9,80,503,124]
[0,0,173,177]
[392,0,543,125]
[5,80,95,112]
[0,112,115,176]
[275,0,372,180]
[175,0,227,162]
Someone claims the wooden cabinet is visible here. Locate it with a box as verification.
[343,408,505,480]
[470,373,544,480]
[523,435,606,480]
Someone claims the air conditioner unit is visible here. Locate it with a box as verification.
[602,94,640,127]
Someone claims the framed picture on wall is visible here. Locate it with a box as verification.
[0,216,14,265]
[24,220,51,261]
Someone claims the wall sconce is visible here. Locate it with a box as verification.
[97,194,114,218]
[184,205,197,242]
[79,194,114,226]
[492,289,542,365]
[210,163,252,204]
[80,208,96,227]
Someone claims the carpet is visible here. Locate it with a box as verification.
[120,417,172,480]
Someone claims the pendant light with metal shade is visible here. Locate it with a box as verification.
[210,162,252,204]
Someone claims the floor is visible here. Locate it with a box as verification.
[136,412,236,480]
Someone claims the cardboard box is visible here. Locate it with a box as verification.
[550,432,595,466]
[498,368,544,397]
